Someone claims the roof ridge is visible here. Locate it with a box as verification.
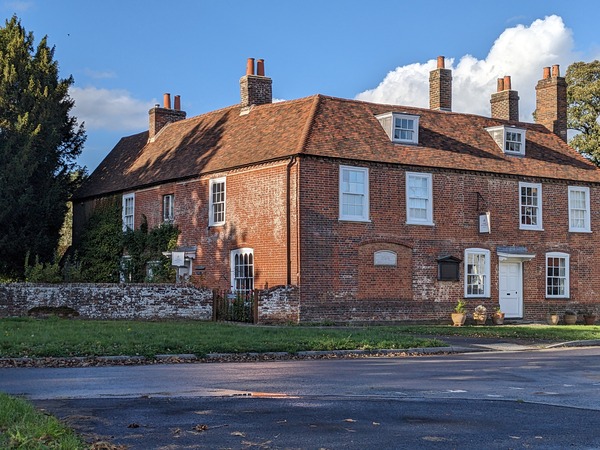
[296,94,321,154]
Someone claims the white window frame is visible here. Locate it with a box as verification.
[486,126,526,156]
[339,165,370,222]
[209,177,226,226]
[464,248,491,298]
[230,248,254,293]
[568,186,591,233]
[375,112,420,144]
[122,193,135,231]
[519,182,543,230]
[406,172,433,225]
[163,194,174,223]
[546,252,570,298]
[504,130,525,154]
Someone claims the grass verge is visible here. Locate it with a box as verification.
[0,392,85,449]
[0,317,598,359]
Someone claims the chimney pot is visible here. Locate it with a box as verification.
[497,78,505,92]
[256,59,265,76]
[491,76,519,121]
[246,58,255,75]
[543,66,551,79]
[240,58,272,109]
[174,95,181,111]
[163,93,171,109]
[535,64,567,141]
[429,56,452,111]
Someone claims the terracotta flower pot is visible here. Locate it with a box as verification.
[492,312,505,325]
[473,313,487,325]
[584,315,597,325]
[564,314,578,325]
[451,313,466,326]
[547,314,559,325]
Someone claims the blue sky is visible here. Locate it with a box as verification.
[2,0,600,172]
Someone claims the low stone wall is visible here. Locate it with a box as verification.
[258,285,299,324]
[0,283,213,320]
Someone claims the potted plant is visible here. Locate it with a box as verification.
[582,308,597,325]
[492,307,505,325]
[451,299,467,326]
[547,309,559,325]
[563,309,578,325]
[473,304,487,325]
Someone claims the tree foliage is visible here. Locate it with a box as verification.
[566,60,600,164]
[76,198,123,283]
[0,16,85,277]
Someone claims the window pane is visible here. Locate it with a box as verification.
[211,181,225,224]
[340,167,368,220]
[232,250,254,293]
[546,255,568,297]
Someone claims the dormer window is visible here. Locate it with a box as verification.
[486,125,526,156]
[376,112,420,145]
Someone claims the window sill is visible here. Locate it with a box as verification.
[209,222,226,227]
[519,227,544,231]
[568,229,592,233]
[406,221,434,226]
[339,218,372,223]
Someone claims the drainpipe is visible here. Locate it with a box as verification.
[286,156,297,286]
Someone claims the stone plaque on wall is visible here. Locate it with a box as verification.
[374,250,397,266]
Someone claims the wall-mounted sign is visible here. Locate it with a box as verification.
[172,251,186,267]
[479,212,491,234]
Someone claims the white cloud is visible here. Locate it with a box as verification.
[356,15,575,121]
[70,86,153,131]
[83,68,117,80]
[3,1,33,12]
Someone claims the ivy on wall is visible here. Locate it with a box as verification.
[22,198,181,284]
[121,216,180,283]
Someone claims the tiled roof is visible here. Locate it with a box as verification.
[74,94,600,200]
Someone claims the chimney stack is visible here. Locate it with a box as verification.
[240,57,272,112]
[429,56,452,111]
[148,92,186,142]
[535,64,567,142]
[490,75,519,121]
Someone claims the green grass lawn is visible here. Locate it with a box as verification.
[0,393,86,449]
[1,317,599,359]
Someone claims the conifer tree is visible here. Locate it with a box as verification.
[0,16,85,277]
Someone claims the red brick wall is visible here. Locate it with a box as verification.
[298,156,600,322]
[132,160,296,292]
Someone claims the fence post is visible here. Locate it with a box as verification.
[253,289,259,324]
[212,289,217,321]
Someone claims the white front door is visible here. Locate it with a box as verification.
[499,261,523,318]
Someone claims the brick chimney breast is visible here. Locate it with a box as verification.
[148,93,186,142]
[490,75,519,121]
[240,57,272,113]
[429,56,452,111]
[535,64,567,142]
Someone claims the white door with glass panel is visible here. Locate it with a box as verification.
[499,261,522,318]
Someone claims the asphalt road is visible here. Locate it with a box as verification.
[2,347,600,449]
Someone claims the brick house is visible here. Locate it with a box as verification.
[72,57,600,323]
